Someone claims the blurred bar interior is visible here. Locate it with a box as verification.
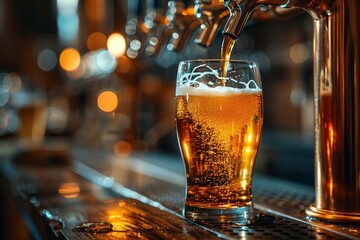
[0,0,314,184]
[4,0,360,238]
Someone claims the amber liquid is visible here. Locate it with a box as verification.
[220,35,236,85]
[176,88,263,208]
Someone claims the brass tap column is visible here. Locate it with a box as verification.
[222,0,360,222]
[305,0,360,221]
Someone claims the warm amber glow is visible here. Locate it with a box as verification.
[59,48,81,71]
[87,32,107,51]
[290,43,309,64]
[329,123,334,147]
[114,141,132,157]
[3,73,22,93]
[66,61,86,79]
[182,6,195,15]
[97,90,118,113]
[117,56,132,74]
[182,142,191,161]
[85,0,105,22]
[241,179,248,189]
[247,132,253,143]
[107,33,126,58]
[58,182,80,198]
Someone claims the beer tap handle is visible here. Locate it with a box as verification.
[222,0,289,39]
[167,1,202,52]
[194,0,230,47]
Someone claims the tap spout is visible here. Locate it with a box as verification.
[222,0,290,39]
[194,0,302,46]
[194,0,230,47]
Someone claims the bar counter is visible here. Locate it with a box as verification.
[0,140,359,239]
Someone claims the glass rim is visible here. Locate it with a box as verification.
[179,59,258,65]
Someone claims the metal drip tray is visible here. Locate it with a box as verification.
[194,216,341,239]
[73,151,360,239]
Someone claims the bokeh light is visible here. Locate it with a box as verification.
[289,43,309,64]
[82,52,97,77]
[37,49,58,71]
[59,48,81,71]
[97,90,118,113]
[87,32,107,51]
[58,182,80,198]
[0,88,9,107]
[126,48,138,59]
[114,141,132,157]
[4,109,19,133]
[3,73,22,93]
[57,0,78,13]
[95,50,116,73]
[47,96,69,133]
[130,39,141,51]
[107,33,126,58]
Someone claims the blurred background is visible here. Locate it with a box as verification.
[0,0,315,185]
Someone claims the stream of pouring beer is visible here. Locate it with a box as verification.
[220,35,236,86]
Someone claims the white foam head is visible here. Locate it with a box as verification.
[177,64,261,96]
[176,85,261,96]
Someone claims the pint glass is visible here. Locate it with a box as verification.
[175,59,263,222]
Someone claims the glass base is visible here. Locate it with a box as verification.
[306,203,360,223]
[184,205,275,226]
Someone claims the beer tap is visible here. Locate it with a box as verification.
[125,0,152,60]
[220,0,360,222]
[167,0,202,53]
[193,0,302,47]
[194,0,229,47]
[144,0,172,57]
[145,0,202,62]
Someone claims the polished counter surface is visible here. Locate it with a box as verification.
[0,142,359,239]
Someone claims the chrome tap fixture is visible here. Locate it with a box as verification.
[167,1,202,52]
[144,0,172,57]
[145,0,203,60]
[222,0,360,222]
[194,0,301,47]
[194,0,229,47]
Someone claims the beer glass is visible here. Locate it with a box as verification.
[175,59,263,224]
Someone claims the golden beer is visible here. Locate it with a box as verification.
[176,86,263,208]
[220,35,236,82]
